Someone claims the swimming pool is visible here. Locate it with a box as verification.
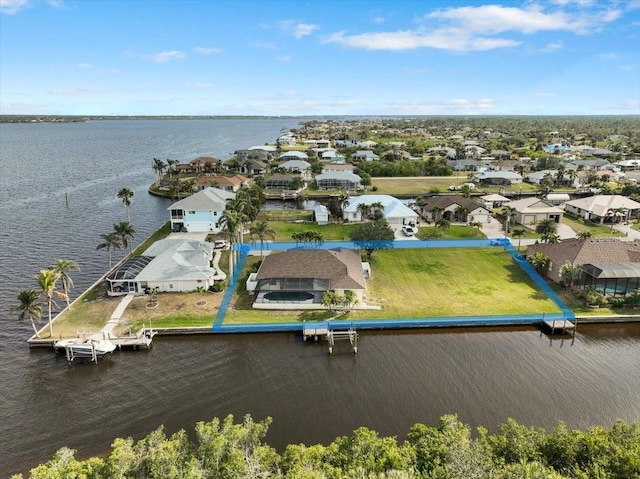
[263,291,315,302]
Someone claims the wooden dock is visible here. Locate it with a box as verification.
[542,319,575,334]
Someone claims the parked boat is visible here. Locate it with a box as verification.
[54,338,116,363]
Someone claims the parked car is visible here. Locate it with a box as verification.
[401,225,417,236]
[214,240,229,249]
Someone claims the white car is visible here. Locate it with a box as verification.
[401,226,417,236]
[213,240,229,249]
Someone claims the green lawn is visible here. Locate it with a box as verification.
[561,214,625,238]
[249,220,362,242]
[223,247,561,324]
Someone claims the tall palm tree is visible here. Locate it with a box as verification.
[249,221,276,258]
[50,259,80,310]
[97,232,122,268]
[34,268,66,337]
[527,252,549,275]
[152,158,166,185]
[435,218,450,237]
[356,202,370,220]
[454,205,468,223]
[113,221,136,252]
[117,187,134,223]
[166,159,179,178]
[430,205,445,222]
[220,209,240,277]
[511,228,526,250]
[337,190,350,216]
[535,218,557,242]
[11,289,42,338]
[501,206,517,235]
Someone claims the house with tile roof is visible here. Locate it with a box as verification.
[526,238,640,295]
[419,196,492,224]
[503,197,563,226]
[168,187,235,233]
[246,249,368,309]
[564,195,640,224]
[196,174,248,192]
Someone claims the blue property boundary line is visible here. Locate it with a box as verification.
[211,238,574,333]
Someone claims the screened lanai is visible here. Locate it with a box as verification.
[106,255,153,296]
[581,262,640,296]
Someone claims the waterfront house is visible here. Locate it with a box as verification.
[351,150,380,162]
[189,156,221,174]
[279,159,311,174]
[246,249,367,309]
[264,173,297,190]
[564,195,640,224]
[196,174,248,192]
[526,238,640,295]
[279,151,309,162]
[315,171,362,191]
[168,187,235,233]
[480,193,511,210]
[419,196,492,224]
[343,195,418,229]
[473,171,523,186]
[234,158,268,176]
[322,163,356,173]
[106,238,222,296]
[502,197,563,227]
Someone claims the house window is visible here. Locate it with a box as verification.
[169,284,174,289]
[188,211,196,214]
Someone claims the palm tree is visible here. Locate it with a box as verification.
[370,201,384,220]
[501,206,517,235]
[220,209,240,277]
[97,232,122,268]
[336,190,350,216]
[11,289,42,337]
[152,158,166,185]
[577,231,593,240]
[356,202,370,220]
[511,228,526,250]
[249,221,276,258]
[34,268,66,337]
[50,259,80,310]
[341,290,358,312]
[117,187,134,223]
[430,205,445,222]
[166,159,179,178]
[454,205,468,223]
[113,221,136,252]
[527,252,549,275]
[559,262,583,291]
[535,218,557,242]
[435,218,450,237]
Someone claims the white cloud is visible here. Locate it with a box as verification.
[194,47,223,55]
[145,50,186,63]
[48,88,96,96]
[277,55,293,62]
[0,0,29,14]
[325,3,624,52]
[76,63,91,69]
[186,82,214,88]
[279,20,319,39]
[541,41,563,52]
[323,30,519,52]
[253,41,276,50]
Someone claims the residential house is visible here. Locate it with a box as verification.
[168,187,235,233]
[246,249,368,308]
[351,150,380,162]
[343,195,418,229]
[502,197,563,226]
[279,151,309,162]
[106,238,222,296]
[279,160,311,175]
[322,163,356,173]
[480,194,511,210]
[277,134,297,146]
[189,156,221,174]
[234,158,268,177]
[315,171,362,191]
[303,139,331,148]
[358,140,378,149]
[196,174,248,192]
[419,196,492,224]
[264,173,298,190]
[564,195,640,224]
[526,238,640,295]
[473,171,523,186]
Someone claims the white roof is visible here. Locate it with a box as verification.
[279,151,308,159]
[565,195,640,216]
[279,159,311,170]
[316,171,362,182]
[481,194,511,202]
[137,239,216,282]
[504,197,563,213]
[344,195,417,219]
[168,187,235,211]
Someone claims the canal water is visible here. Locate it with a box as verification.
[0,120,639,476]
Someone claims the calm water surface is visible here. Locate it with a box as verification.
[1,120,639,476]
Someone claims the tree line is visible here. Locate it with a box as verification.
[15,414,639,478]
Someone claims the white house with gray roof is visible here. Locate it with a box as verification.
[564,195,640,224]
[343,195,418,230]
[168,187,235,233]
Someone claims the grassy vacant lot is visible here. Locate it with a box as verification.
[223,247,561,324]
[561,214,625,238]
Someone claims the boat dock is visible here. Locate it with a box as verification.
[303,322,358,354]
[542,318,575,335]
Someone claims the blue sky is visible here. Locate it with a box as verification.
[1,0,639,116]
